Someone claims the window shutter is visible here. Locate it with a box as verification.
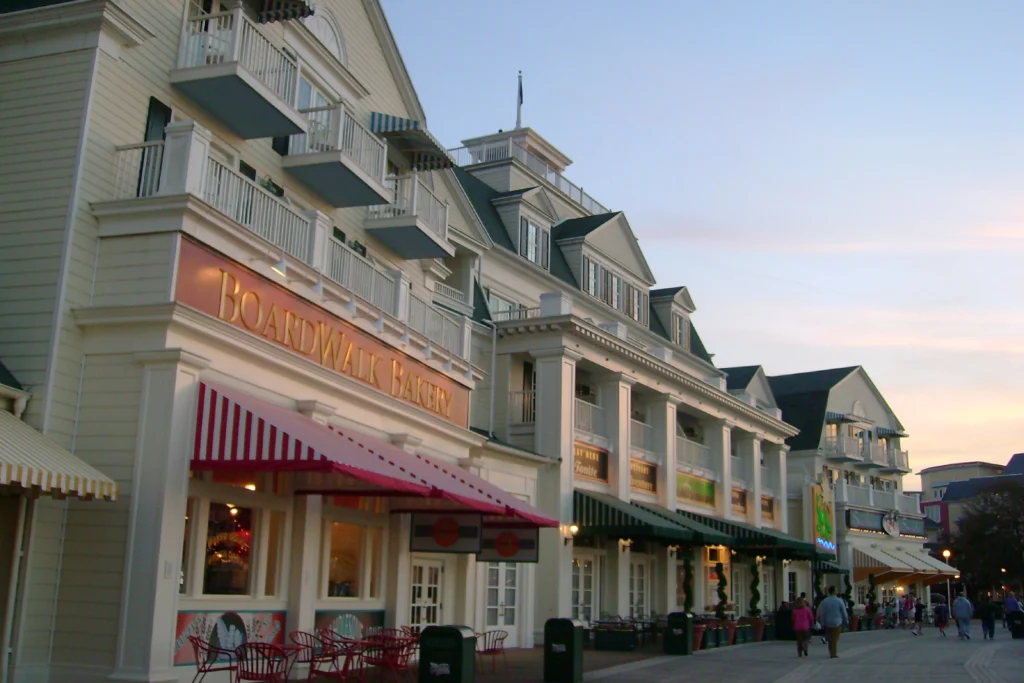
[541,229,550,269]
[519,217,529,257]
[642,294,649,325]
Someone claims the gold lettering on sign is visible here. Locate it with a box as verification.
[573,442,609,483]
[629,458,657,494]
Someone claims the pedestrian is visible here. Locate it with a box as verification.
[816,585,849,659]
[978,595,997,640]
[792,597,814,657]
[884,599,895,629]
[1003,591,1021,630]
[951,593,974,640]
[934,599,949,637]
[901,594,913,629]
[911,596,925,635]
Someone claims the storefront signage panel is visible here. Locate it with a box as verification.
[761,495,775,522]
[175,239,470,427]
[812,484,836,553]
[847,509,926,539]
[629,458,657,494]
[478,526,539,563]
[409,513,482,553]
[173,610,285,666]
[677,472,715,507]
[731,487,748,515]
[314,610,385,639]
[574,442,609,483]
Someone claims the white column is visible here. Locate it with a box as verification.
[598,373,633,501]
[703,420,733,519]
[650,394,679,508]
[492,353,512,440]
[286,496,323,645]
[765,443,789,533]
[388,269,411,322]
[654,546,674,616]
[608,543,631,618]
[736,435,762,526]
[158,120,210,196]
[532,347,580,640]
[110,350,210,683]
[303,209,331,272]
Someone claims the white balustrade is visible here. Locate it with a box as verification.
[323,238,396,316]
[408,292,463,357]
[823,435,864,460]
[434,281,467,304]
[897,493,920,514]
[676,437,714,472]
[873,489,895,510]
[731,455,749,487]
[179,10,297,105]
[369,175,448,240]
[113,141,164,199]
[630,420,658,461]
[889,449,910,470]
[491,307,540,322]
[447,138,609,215]
[843,485,872,507]
[574,399,605,438]
[291,104,387,182]
[761,466,776,493]
[508,390,536,425]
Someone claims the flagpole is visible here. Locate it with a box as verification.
[516,70,523,129]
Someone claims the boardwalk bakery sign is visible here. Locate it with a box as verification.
[175,239,469,427]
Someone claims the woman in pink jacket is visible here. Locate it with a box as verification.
[792,597,815,657]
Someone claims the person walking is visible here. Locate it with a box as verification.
[978,596,997,639]
[934,599,950,637]
[816,585,849,659]
[911,596,925,635]
[952,593,974,640]
[1003,591,1021,630]
[792,597,814,657]
[884,599,895,629]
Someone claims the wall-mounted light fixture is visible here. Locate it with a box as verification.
[564,523,579,546]
[668,545,680,558]
[620,539,633,553]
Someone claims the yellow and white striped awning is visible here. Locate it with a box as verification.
[0,410,117,501]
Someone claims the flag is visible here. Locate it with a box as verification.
[518,71,523,106]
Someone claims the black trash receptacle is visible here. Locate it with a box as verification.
[544,618,584,683]
[1008,611,1024,639]
[418,625,476,683]
[663,612,693,655]
[775,607,794,640]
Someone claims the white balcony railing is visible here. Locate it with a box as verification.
[292,105,387,183]
[873,489,895,510]
[434,282,467,305]
[731,456,749,488]
[508,390,535,425]
[842,485,873,507]
[491,307,540,322]
[179,9,298,105]
[574,399,605,438]
[823,435,864,460]
[897,493,920,515]
[204,158,314,263]
[866,442,888,465]
[447,138,609,215]
[369,175,448,241]
[323,238,396,315]
[629,420,656,459]
[676,437,714,473]
[761,467,776,493]
[113,141,164,199]
[408,293,463,357]
[888,449,910,470]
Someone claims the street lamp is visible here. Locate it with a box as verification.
[943,550,953,604]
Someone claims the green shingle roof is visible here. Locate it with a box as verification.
[721,365,760,392]
[649,286,685,299]
[452,166,514,250]
[767,368,858,452]
[472,281,491,323]
[551,213,619,240]
[768,367,859,396]
[0,360,22,391]
[648,304,714,365]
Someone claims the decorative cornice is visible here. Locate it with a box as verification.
[133,349,212,371]
[529,347,584,362]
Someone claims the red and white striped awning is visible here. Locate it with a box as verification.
[192,382,556,528]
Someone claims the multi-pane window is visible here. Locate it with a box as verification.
[487,290,519,316]
[581,256,648,325]
[518,217,549,269]
[321,518,384,600]
[629,560,648,617]
[788,572,798,603]
[673,314,690,349]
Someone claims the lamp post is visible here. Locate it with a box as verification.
[943,550,952,604]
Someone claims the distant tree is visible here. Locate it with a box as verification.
[952,481,1024,590]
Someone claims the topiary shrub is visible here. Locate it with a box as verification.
[715,562,729,620]
[749,561,761,618]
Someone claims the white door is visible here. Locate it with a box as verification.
[484,562,519,647]
[571,556,597,624]
[629,559,649,618]
[409,559,443,630]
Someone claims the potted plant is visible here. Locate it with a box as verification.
[715,562,736,645]
[593,621,637,651]
[748,560,765,642]
[866,574,882,629]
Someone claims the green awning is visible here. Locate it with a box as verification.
[674,509,821,560]
[815,559,849,574]
[573,490,729,545]
[370,113,454,171]
[258,0,314,23]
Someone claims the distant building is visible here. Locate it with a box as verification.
[927,455,1024,543]
[919,461,1005,542]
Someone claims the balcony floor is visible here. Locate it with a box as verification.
[171,64,305,139]
[283,152,392,207]
[365,217,455,259]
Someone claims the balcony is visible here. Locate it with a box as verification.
[282,105,391,207]
[433,281,468,309]
[676,436,715,475]
[731,455,750,489]
[821,435,864,462]
[839,484,873,507]
[447,138,609,216]
[508,390,536,426]
[856,442,889,468]
[629,419,661,464]
[491,307,541,322]
[366,174,453,259]
[408,293,464,357]
[574,398,607,446]
[878,449,911,474]
[171,9,306,139]
[761,467,777,495]
[836,486,922,515]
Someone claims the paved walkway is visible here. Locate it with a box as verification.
[479,624,1024,683]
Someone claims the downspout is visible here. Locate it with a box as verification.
[0,497,27,683]
[482,320,497,439]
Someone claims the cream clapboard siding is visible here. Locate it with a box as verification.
[91,233,178,308]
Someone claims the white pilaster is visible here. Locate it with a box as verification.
[703,420,733,519]
[736,435,762,526]
[651,395,678,508]
[492,353,512,440]
[764,443,789,533]
[607,543,631,618]
[158,120,210,196]
[303,209,331,272]
[598,373,633,501]
[654,546,674,616]
[286,496,323,636]
[111,350,210,683]
[388,269,412,322]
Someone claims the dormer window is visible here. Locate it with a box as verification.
[519,217,550,269]
[673,314,690,349]
[582,256,648,325]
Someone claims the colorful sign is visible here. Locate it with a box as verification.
[173,611,285,666]
[812,484,836,553]
[574,442,609,483]
[409,513,482,553]
[314,610,385,639]
[174,238,470,427]
[677,472,716,507]
[629,458,657,494]
[478,526,539,563]
[882,510,900,537]
[731,488,748,515]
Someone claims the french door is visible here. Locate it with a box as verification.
[409,559,443,630]
[629,559,650,618]
[571,556,597,624]
[484,562,519,647]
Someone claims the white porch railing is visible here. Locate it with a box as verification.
[291,104,387,183]
[897,493,920,514]
[676,437,714,473]
[179,9,297,105]
[823,435,864,460]
[574,399,605,438]
[508,390,536,425]
[873,489,895,510]
[113,141,164,199]
[323,238,396,315]
[369,175,448,241]
[889,449,910,470]
[731,456,749,488]
[434,282,467,305]
[408,292,463,357]
[204,158,313,262]
[842,485,873,507]
[761,467,776,493]
[491,307,540,322]
[867,443,888,465]
[447,138,609,215]
[629,420,657,460]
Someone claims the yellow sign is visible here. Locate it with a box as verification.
[629,458,657,493]
[574,443,609,482]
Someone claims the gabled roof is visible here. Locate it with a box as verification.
[1003,453,1024,476]
[650,285,696,313]
[722,365,761,392]
[768,367,860,396]
[492,187,537,200]
[453,167,514,251]
[0,359,22,391]
[365,0,426,122]
[648,303,714,364]
[773,391,830,452]
[552,213,619,240]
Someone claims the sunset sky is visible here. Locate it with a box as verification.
[383,0,1024,488]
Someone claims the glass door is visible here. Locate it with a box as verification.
[409,559,443,630]
[571,556,597,624]
[484,562,519,647]
[629,559,649,618]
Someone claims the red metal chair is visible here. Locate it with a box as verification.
[475,630,508,673]
[361,635,416,683]
[318,628,366,681]
[188,635,236,683]
[235,642,289,683]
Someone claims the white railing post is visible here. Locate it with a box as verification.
[387,270,411,322]
[459,315,472,360]
[228,8,243,62]
[442,202,449,241]
[410,173,420,216]
[158,120,211,196]
[331,105,344,151]
[292,60,302,108]
[302,209,330,272]
[539,291,573,317]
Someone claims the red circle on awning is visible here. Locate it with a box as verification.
[495,531,520,558]
[432,516,460,547]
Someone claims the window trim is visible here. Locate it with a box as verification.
[518,216,550,270]
[319,504,389,607]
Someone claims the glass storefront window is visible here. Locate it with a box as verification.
[323,522,382,599]
[203,502,254,595]
[180,498,195,594]
[264,510,286,596]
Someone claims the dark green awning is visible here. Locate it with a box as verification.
[674,509,821,560]
[258,0,314,23]
[573,490,729,545]
[815,559,849,574]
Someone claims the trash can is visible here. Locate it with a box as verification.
[418,625,476,683]
[663,612,693,655]
[1008,611,1024,639]
[544,618,584,683]
[775,607,794,640]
